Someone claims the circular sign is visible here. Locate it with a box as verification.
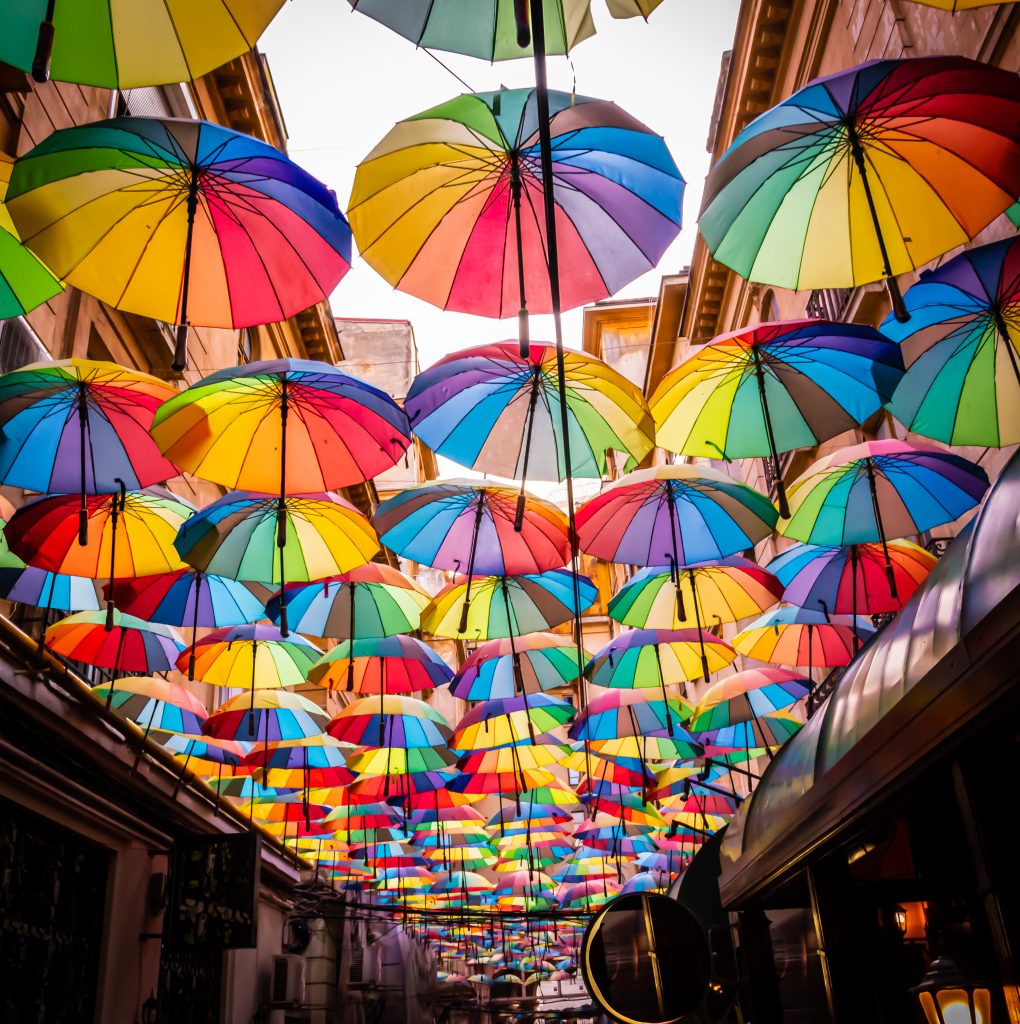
[581,893,710,1024]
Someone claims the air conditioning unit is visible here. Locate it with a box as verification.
[270,954,306,1006]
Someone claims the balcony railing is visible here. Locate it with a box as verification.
[806,287,854,322]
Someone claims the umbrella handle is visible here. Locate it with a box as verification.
[513,0,531,47]
[32,3,55,82]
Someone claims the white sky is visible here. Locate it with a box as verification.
[260,0,741,368]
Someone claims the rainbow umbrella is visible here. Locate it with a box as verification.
[690,669,813,734]
[265,565,428,640]
[766,539,936,617]
[570,690,698,748]
[780,439,988,597]
[451,633,588,701]
[348,1,662,61]
[7,118,351,370]
[450,695,576,752]
[92,675,207,739]
[306,634,453,695]
[327,695,452,749]
[0,546,103,615]
[422,569,596,640]
[732,607,875,668]
[0,153,61,317]
[901,1,1014,13]
[693,715,803,758]
[204,690,328,745]
[349,89,682,341]
[151,359,410,492]
[699,56,1020,319]
[0,1,284,87]
[406,341,654,481]
[577,467,778,568]
[375,481,569,576]
[346,746,458,777]
[884,236,1020,447]
[0,359,179,544]
[162,734,248,774]
[174,490,378,634]
[648,320,903,515]
[180,624,320,689]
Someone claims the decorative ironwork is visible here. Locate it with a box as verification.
[925,536,952,557]
[807,665,845,716]
[806,287,854,321]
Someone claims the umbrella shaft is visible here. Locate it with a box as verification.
[172,169,201,371]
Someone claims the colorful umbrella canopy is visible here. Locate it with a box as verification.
[422,570,596,640]
[699,56,1020,317]
[0,153,61,317]
[690,669,812,731]
[405,341,654,481]
[607,558,785,630]
[648,319,903,515]
[349,89,683,332]
[732,607,875,668]
[0,545,103,613]
[265,565,428,640]
[45,609,184,675]
[181,624,321,689]
[151,359,410,493]
[570,690,697,746]
[306,635,454,695]
[586,628,736,690]
[884,236,1020,447]
[0,1,285,87]
[92,675,207,737]
[346,746,457,777]
[7,118,351,370]
[204,690,328,744]
[451,695,576,752]
[451,633,588,701]
[765,539,936,616]
[374,481,569,576]
[327,695,452,749]
[577,467,778,568]
[348,0,663,61]
[0,359,179,534]
[780,440,988,597]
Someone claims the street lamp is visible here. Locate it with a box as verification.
[912,957,992,1024]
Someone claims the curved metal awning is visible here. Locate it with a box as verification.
[719,448,1020,904]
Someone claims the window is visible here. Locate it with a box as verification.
[0,317,49,372]
[237,327,253,364]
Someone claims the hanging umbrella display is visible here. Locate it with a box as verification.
[0,1,285,87]
[6,488,193,627]
[174,490,378,634]
[0,544,103,615]
[327,695,452,749]
[0,359,179,545]
[0,153,61,317]
[586,628,736,691]
[690,669,811,733]
[766,539,936,617]
[699,56,1020,319]
[648,319,903,515]
[7,118,351,370]
[92,675,207,739]
[348,0,663,62]
[204,690,328,745]
[883,236,1020,447]
[405,341,654,481]
[577,466,778,567]
[779,439,988,598]
[181,623,320,691]
[375,481,569,575]
[306,635,454,695]
[450,695,576,752]
[265,565,428,640]
[607,559,783,675]
[151,359,410,492]
[732,607,875,668]
[350,88,683,344]
[570,690,698,749]
[346,746,458,777]
[451,633,589,701]
[422,569,596,640]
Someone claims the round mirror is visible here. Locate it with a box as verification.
[581,892,710,1024]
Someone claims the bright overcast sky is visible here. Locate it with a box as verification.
[261,1,741,369]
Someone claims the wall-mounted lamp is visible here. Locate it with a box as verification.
[912,957,991,1024]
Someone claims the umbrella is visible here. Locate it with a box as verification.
[405,341,654,481]
[306,635,454,695]
[181,624,320,689]
[648,319,903,516]
[780,439,988,598]
[732,607,875,669]
[174,490,378,634]
[608,557,784,631]
[0,1,285,87]
[150,359,410,492]
[0,359,179,544]
[349,89,682,342]
[348,0,663,61]
[345,746,458,777]
[326,695,452,749]
[570,690,698,748]
[904,0,1014,9]
[92,675,207,740]
[690,669,811,734]
[765,539,936,616]
[6,488,193,627]
[374,480,569,575]
[422,570,596,640]
[7,118,351,370]
[450,695,576,752]
[576,466,778,567]
[451,633,588,701]
[265,565,428,640]
[0,153,61,317]
[0,537,103,619]
[699,56,1020,319]
[883,236,1020,447]
[204,689,328,745]
[586,628,736,692]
